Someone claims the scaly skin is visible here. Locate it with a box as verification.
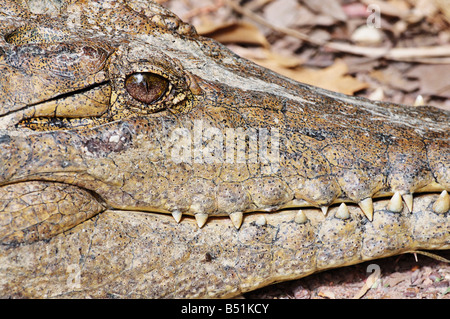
[0,0,449,298]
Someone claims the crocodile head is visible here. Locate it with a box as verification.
[0,0,449,298]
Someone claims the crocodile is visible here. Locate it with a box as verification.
[0,0,449,298]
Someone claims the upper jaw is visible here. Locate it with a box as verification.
[0,25,114,126]
[0,81,112,131]
[0,7,448,228]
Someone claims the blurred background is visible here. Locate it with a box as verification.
[158,0,450,111]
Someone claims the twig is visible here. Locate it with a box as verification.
[225,0,450,63]
[404,250,450,263]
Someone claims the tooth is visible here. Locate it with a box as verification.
[387,192,403,213]
[402,193,413,212]
[172,210,182,223]
[229,212,243,229]
[294,210,307,224]
[335,203,350,219]
[195,213,209,228]
[255,215,267,226]
[432,190,450,214]
[320,206,329,216]
[358,198,373,221]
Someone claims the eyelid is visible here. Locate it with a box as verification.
[109,46,194,112]
[127,62,182,85]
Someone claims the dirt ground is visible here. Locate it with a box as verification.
[245,251,450,299]
[156,0,450,299]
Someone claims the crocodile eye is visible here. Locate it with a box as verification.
[125,72,169,104]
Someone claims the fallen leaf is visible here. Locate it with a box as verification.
[383,272,407,288]
[405,287,419,298]
[342,2,370,18]
[370,65,420,92]
[434,0,450,23]
[253,58,368,94]
[303,0,347,21]
[318,290,336,299]
[410,0,439,23]
[197,21,270,47]
[229,46,304,68]
[351,25,384,45]
[263,0,336,27]
[368,87,385,100]
[262,0,303,28]
[264,50,304,68]
[360,0,409,18]
[407,64,450,98]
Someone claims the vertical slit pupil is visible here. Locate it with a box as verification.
[125,72,168,104]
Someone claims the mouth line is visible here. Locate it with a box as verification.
[0,179,447,239]
[0,81,111,120]
[104,187,448,227]
[26,80,110,110]
[106,189,447,231]
[0,81,112,132]
[1,178,445,213]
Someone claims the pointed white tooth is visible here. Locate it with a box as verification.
[172,210,182,223]
[229,211,243,229]
[402,193,413,213]
[335,203,350,220]
[294,210,308,224]
[432,190,450,214]
[255,215,267,226]
[321,206,329,216]
[387,192,403,213]
[358,197,373,221]
[195,213,209,228]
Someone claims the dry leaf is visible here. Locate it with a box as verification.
[264,50,304,68]
[197,21,270,47]
[262,0,302,28]
[342,2,370,18]
[370,65,420,92]
[302,0,347,21]
[407,64,450,98]
[369,87,385,100]
[253,58,368,95]
[351,25,384,44]
[318,290,336,299]
[383,272,407,288]
[360,0,409,18]
[434,0,450,23]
